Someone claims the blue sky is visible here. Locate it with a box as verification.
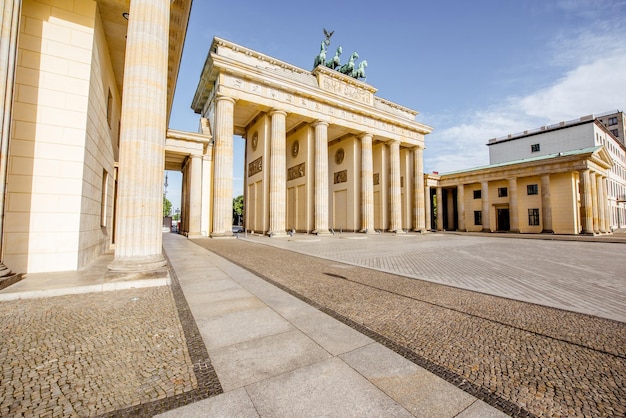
[166,0,626,211]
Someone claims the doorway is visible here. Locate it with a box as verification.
[497,208,510,232]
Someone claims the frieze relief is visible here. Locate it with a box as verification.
[224,74,419,140]
[248,156,262,177]
[288,162,305,181]
[334,170,347,184]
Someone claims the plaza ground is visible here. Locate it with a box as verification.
[0,232,624,417]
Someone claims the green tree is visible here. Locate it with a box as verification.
[233,195,243,224]
[163,195,172,217]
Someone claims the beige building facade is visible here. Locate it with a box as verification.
[1,0,193,276]
[190,38,433,237]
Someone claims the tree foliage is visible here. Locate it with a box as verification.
[163,195,172,217]
[233,195,244,216]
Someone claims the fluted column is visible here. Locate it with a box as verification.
[313,121,330,235]
[109,0,171,273]
[481,181,490,232]
[508,178,519,233]
[412,147,426,232]
[0,0,21,280]
[457,185,465,232]
[389,140,403,233]
[590,173,599,233]
[210,96,236,237]
[580,170,593,234]
[602,177,611,233]
[436,187,443,231]
[360,133,375,233]
[424,184,432,231]
[269,109,287,237]
[596,174,606,233]
[540,174,552,233]
[187,155,203,238]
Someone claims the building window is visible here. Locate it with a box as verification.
[101,169,108,227]
[474,211,482,225]
[531,143,540,152]
[608,117,618,125]
[527,184,538,195]
[473,190,481,199]
[528,208,540,226]
[498,187,508,197]
[611,129,618,137]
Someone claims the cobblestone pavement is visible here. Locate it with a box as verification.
[240,233,626,322]
[193,237,626,418]
[0,283,221,417]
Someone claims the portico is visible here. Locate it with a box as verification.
[191,38,433,236]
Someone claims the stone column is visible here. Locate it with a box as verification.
[508,178,519,233]
[446,190,454,230]
[187,155,203,238]
[436,187,443,231]
[481,181,490,232]
[359,133,375,233]
[596,174,606,233]
[579,170,593,234]
[540,174,552,233]
[0,0,21,281]
[412,147,425,232]
[603,177,611,233]
[457,184,465,232]
[312,121,330,235]
[590,173,599,234]
[109,0,171,274]
[269,109,287,237]
[389,140,404,233]
[424,184,432,231]
[210,96,236,237]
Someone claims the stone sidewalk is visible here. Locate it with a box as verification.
[156,233,507,417]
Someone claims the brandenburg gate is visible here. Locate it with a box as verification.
[188,37,433,237]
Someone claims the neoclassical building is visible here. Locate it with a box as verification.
[428,115,617,235]
[1,0,192,277]
[188,38,433,237]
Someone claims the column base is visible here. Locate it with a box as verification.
[210,231,234,238]
[106,256,169,284]
[540,229,553,234]
[481,228,492,233]
[359,228,377,234]
[268,231,288,238]
[390,229,406,234]
[312,229,333,236]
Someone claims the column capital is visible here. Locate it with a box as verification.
[269,108,287,117]
[359,132,373,140]
[311,120,329,128]
[215,95,236,105]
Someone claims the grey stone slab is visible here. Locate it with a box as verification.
[456,400,511,418]
[291,311,373,355]
[209,329,331,391]
[245,357,412,418]
[340,343,476,417]
[196,306,293,350]
[187,293,266,318]
[154,388,259,418]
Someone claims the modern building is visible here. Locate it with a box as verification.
[1,0,193,278]
[429,113,623,235]
[596,110,625,145]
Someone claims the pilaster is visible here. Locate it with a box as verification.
[540,174,552,233]
[424,184,432,231]
[596,174,606,233]
[508,178,519,233]
[590,173,599,234]
[481,181,490,232]
[187,155,203,238]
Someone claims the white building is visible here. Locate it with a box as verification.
[487,112,626,229]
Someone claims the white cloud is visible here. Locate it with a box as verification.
[425,8,626,175]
